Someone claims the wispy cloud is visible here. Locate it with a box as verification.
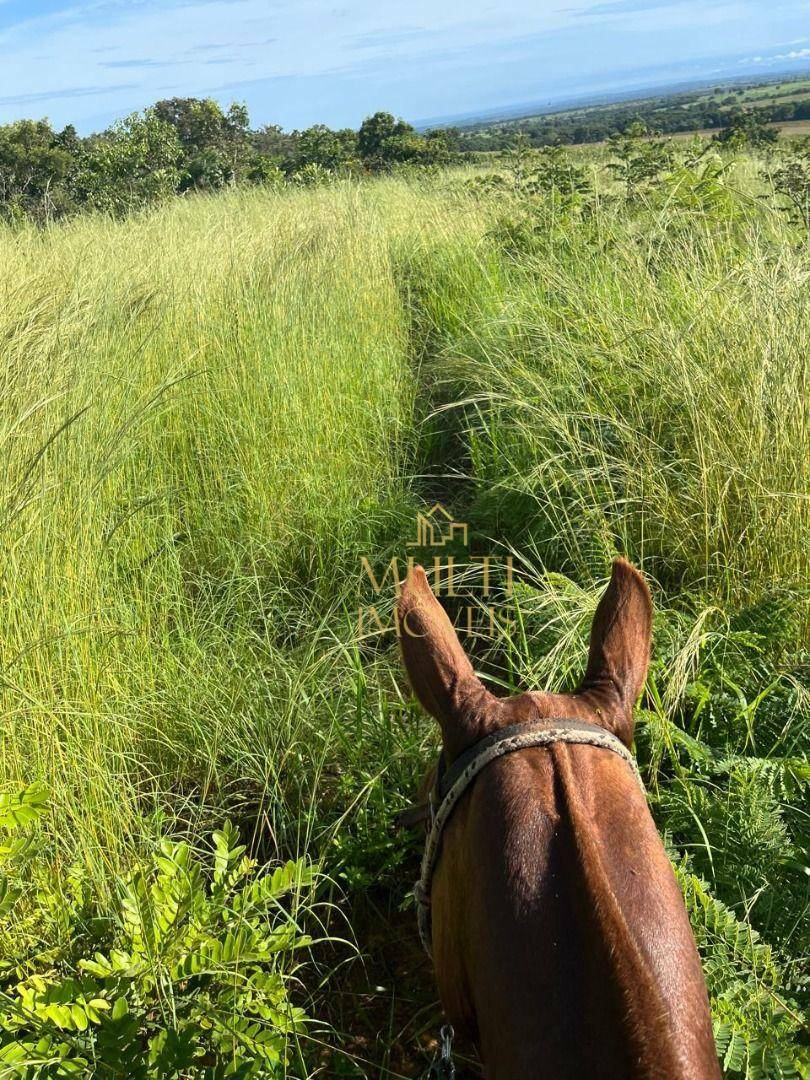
[348,26,431,50]
[0,0,807,132]
[748,46,810,64]
[573,0,684,16]
[184,37,277,54]
[0,82,136,107]
[100,58,187,69]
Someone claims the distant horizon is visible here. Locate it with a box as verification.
[5,63,810,138]
[1,1,808,136]
[416,66,810,130]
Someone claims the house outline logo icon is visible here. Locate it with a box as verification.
[407,503,469,548]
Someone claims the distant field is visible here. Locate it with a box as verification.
[701,77,810,108]
[769,117,810,136]
[567,117,810,147]
[455,72,810,149]
[663,77,810,112]
[555,76,810,124]
[663,118,810,140]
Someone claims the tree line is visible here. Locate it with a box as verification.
[0,98,459,222]
[454,87,810,150]
[1,90,804,225]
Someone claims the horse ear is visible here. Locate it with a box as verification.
[578,558,652,744]
[398,566,497,757]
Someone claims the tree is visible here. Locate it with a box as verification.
[295,125,357,171]
[152,97,253,189]
[607,122,675,197]
[76,109,182,214]
[251,124,298,170]
[0,119,78,221]
[423,128,457,164]
[770,140,810,230]
[525,144,591,201]
[715,110,779,151]
[370,131,425,165]
[221,102,252,179]
[357,112,415,166]
[356,112,451,171]
[504,132,534,187]
[153,97,229,154]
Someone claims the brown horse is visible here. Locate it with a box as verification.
[398,559,720,1079]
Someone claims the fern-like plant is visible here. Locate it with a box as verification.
[674,853,808,1078]
[0,789,314,1077]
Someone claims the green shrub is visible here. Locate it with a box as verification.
[715,111,779,153]
[289,162,336,187]
[76,110,183,216]
[0,788,314,1077]
[607,122,676,197]
[523,144,592,203]
[769,141,810,231]
[676,857,808,1079]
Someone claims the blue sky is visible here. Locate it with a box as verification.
[0,0,808,132]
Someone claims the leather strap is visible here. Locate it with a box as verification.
[415,717,645,955]
[436,717,627,800]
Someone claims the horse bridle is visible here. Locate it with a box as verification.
[413,716,645,955]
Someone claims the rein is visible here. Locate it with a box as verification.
[414,716,645,956]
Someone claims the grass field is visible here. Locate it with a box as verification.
[565,120,810,149]
[658,120,810,141]
[0,150,807,1076]
[455,73,810,152]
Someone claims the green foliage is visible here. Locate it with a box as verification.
[653,156,740,220]
[357,111,415,164]
[0,793,314,1077]
[464,143,593,254]
[608,122,676,197]
[716,110,780,151]
[423,128,457,164]
[658,763,807,946]
[356,111,451,170]
[501,132,534,187]
[677,860,808,1079]
[523,144,592,202]
[294,125,358,173]
[76,109,183,215]
[251,125,298,171]
[769,140,810,230]
[152,98,256,191]
[245,159,286,188]
[0,786,50,918]
[0,102,459,222]
[462,172,512,200]
[0,120,79,222]
[289,162,336,187]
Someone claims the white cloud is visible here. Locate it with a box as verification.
[744,44,810,65]
[0,0,808,130]
[0,0,607,129]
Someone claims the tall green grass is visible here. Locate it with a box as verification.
[0,160,806,1074]
[0,181,484,887]
[398,160,808,1075]
[407,166,808,610]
